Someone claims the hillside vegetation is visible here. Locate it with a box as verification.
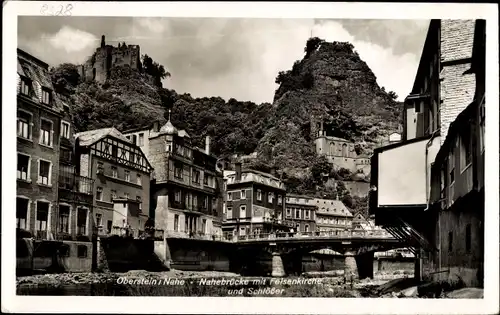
[50,37,401,216]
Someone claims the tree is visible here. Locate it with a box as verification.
[311,156,332,183]
[388,91,398,100]
[141,54,171,87]
[50,63,81,94]
[304,37,325,58]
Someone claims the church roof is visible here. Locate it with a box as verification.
[159,120,178,135]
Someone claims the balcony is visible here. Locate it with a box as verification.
[58,174,94,205]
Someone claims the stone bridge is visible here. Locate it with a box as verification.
[162,231,409,279]
[232,232,405,279]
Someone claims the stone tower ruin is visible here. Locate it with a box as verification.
[78,35,141,84]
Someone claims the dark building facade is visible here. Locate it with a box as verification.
[16,48,95,272]
[74,128,152,238]
[369,19,485,287]
[144,118,224,239]
[223,164,293,237]
[424,20,485,287]
[284,195,317,233]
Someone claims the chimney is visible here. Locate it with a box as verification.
[235,163,242,181]
[101,35,105,48]
[152,121,160,132]
[205,136,211,155]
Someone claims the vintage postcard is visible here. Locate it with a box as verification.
[2,1,499,314]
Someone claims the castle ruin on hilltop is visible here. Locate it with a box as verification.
[78,35,141,84]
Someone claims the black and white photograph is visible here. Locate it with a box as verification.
[2,1,499,314]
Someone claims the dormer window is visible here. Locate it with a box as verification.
[41,88,51,105]
[20,77,31,96]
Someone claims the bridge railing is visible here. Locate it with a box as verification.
[163,229,394,242]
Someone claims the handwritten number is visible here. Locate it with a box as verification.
[64,4,73,16]
[40,4,73,16]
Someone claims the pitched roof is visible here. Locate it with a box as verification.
[75,127,131,147]
[313,199,353,217]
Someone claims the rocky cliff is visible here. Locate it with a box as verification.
[51,37,402,214]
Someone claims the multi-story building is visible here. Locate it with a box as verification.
[17,48,62,240]
[16,48,95,271]
[369,19,484,286]
[223,163,293,237]
[144,117,224,239]
[74,128,153,238]
[425,19,485,287]
[284,195,317,233]
[314,198,353,234]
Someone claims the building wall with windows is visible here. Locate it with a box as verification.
[284,195,317,233]
[75,128,152,238]
[423,20,485,287]
[223,166,290,236]
[313,198,353,233]
[16,49,63,240]
[148,120,224,239]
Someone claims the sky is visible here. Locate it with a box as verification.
[18,17,429,103]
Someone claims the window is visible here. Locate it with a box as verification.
[460,131,472,170]
[227,192,232,201]
[203,174,209,185]
[305,210,310,219]
[77,208,87,235]
[124,193,130,200]
[448,231,453,252]
[59,205,70,233]
[449,148,455,184]
[17,111,31,139]
[17,154,30,181]
[129,152,135,164]
[136,173,142,185]
[111,145,118,157]
[112,166,118,178]
[41,88,51,105]
[96,187,103,201]
[59,244,70,257]
[107,220,112,233]
[305,224,310,232]
[465,224,471,252]
[20,77,31,95]
[268,192,274,204]
[286,208,291,217]
[96,213,102,227]
[77,245,88,258]
[36,201,49,232]
[110,190,117,201]
[59,121,70,139]
[40,119,53,146]
[16,198,29,230]
[174,163,183,179]
[257,190,262,201]
[278,195,282,205]
[241,189,246,199]
[124,170,130,182]
[136,196,142,211]
[193,196,198,207]
[174,214,179,231]
[240,205,246,218]
[226,207,232,219]
[174,190,181,203]
[192,169,200,184]
[295,209,301,219]
[203,196,208,209]
[138,133,144,146]
[239,227,246,236]
[202,219,207,234]
[38,160,51,185]
[479,102,485,152]
[97,162,104,174]
[440,160,448,200]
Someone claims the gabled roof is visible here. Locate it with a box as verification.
[313,199,353,217]
[75,127,131,147]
